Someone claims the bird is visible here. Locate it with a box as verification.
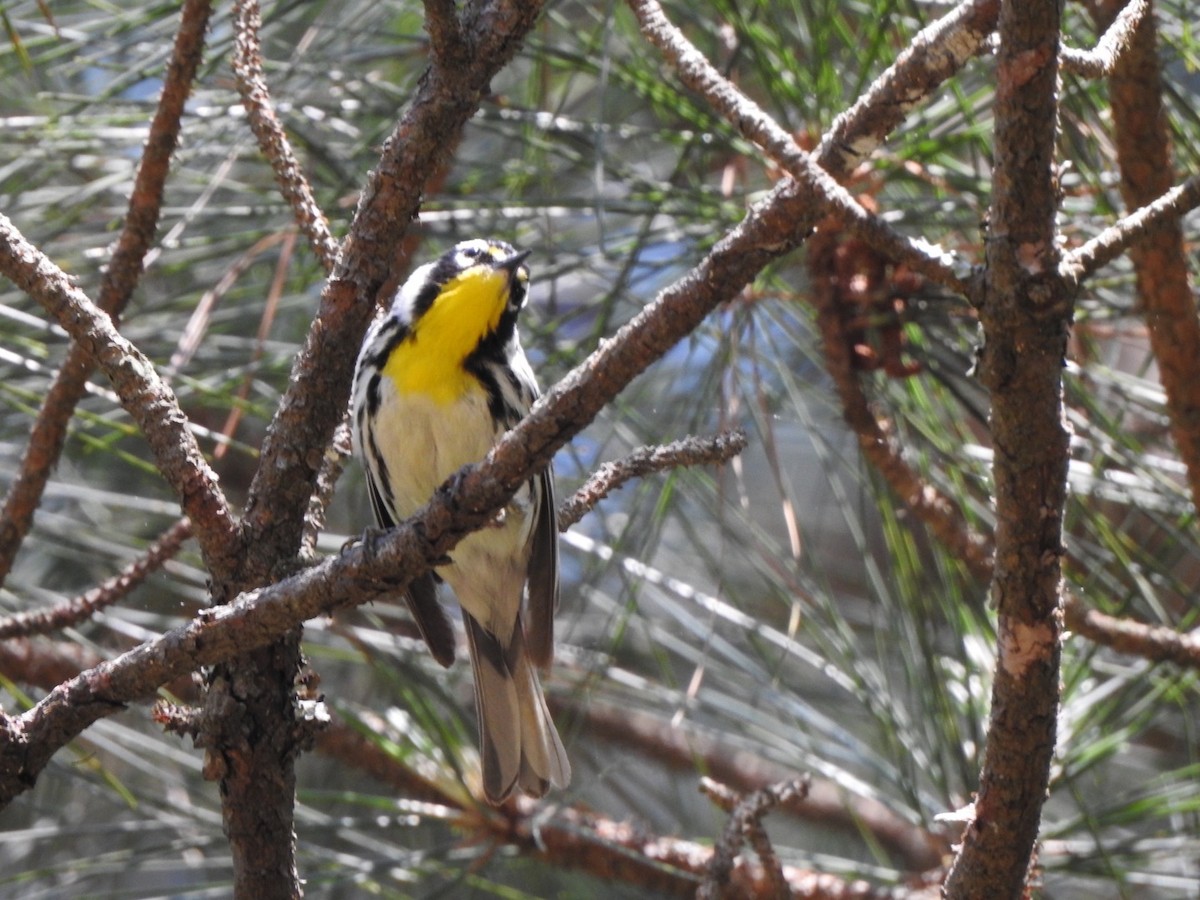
[350,237,570,804]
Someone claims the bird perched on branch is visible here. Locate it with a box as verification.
[351,238,570,803]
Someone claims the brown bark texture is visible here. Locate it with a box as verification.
[943,0,1071,895]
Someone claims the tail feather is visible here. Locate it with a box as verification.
[463,611,570,803]
[513,649,570,797]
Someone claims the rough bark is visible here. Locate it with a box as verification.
[942,0,1069,895]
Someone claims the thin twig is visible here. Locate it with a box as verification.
[212,230,295,460]
[229,0,351,569]
[819,0,1000,180]
[698,778,745,898]
[558,431,747,530]
[626,0,972,297]
[1061,174,1200,286]
[301,420,354,558]
[167,230,290,376]
[231,0,339,270]
[0,215,241,584]
[577,701,948,871]
[698,776,812,900]
[152,701,204,739]
[0,0,213,589]
[1063,594,1200,668]
[0,519,193,640]
[1059,0,1148,77]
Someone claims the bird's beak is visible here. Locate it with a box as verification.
[500,249,532,275]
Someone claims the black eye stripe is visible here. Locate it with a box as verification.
[403,241,530,323]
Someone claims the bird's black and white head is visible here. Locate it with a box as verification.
[390,238,531,348]
[355,239,539,415]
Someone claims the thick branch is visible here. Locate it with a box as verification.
[943,0,1068,895]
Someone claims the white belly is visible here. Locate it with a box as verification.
[370,377,532,640]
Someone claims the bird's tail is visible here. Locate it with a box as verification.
[463,611,571,804]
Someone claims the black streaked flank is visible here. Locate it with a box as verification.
[367,319,410,372]
[365,430,395,528]
[365,372,383,419]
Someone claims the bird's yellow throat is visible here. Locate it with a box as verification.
[382,267,510,405]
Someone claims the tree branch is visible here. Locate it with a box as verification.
[1063,597,1200,667]
[0,0,213,588]
[1060,0,1148,77]
[315,718,926,899]
[0,214,241,583]
[0,519,193,640]
[943,0,1068,894]
[819,0,1000,180]
[558,431,747,530]
[575,701,948,872]
[231,0,340,271]
[1091,0,1200,513]
[422,0,466,67]
[698,776,812,900]
[1061,174,1200,286]
[626,0,972,297]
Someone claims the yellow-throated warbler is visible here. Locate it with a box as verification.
[351,238,570,803]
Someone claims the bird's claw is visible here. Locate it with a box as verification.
[343,526,387,560]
